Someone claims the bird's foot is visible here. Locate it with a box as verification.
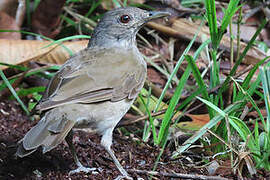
[68,166,97,175]
[114,175,133,180]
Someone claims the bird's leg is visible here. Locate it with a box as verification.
[66,130,97,175]
[101,129,133,180]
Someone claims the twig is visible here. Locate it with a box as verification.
[120,109,167,126]
[144,80,173,101]
[228,18,234,105]
[63,7,97,30]
[0,65,56,84]
[16,0,26,27]
[120,101,204,126]
[206,129,238,155]
[128,169,228,180]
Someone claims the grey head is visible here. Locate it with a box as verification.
[88,7,170,48]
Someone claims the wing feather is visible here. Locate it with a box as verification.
[36,47,146,111]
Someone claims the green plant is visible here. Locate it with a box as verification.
[140,21,206,146]
[171,1,269,174]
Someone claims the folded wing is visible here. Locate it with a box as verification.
[36,47,146,111]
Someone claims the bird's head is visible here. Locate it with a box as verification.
[88,7,170,48]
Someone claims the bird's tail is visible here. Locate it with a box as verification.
[16,108,76,157]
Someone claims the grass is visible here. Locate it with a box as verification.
[169,0,270,173]
[140,20,205,146]
[0,69,30,115]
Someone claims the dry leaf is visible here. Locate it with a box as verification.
[147,19,266,65]
[236,152,256,177]
[229,23,258,42]
[0,11,21,39]
[147,67,166,86]
[176,114,210,131]
[0,39,88,69]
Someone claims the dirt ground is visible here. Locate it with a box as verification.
[0,99,264,180]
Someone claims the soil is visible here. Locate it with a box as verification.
[0,99,261,180]
[0,99,187,180]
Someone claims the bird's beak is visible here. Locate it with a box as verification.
[144,11,171,22]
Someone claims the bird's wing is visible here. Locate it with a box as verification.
[36,47,146,111]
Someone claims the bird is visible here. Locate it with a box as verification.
[16,7,170,179]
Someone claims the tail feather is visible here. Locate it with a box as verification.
[16,109,76,157]
[16,142,38,157]
[42,119,75,153]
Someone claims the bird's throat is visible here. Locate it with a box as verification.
[88,29,137,49]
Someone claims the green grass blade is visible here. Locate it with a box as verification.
[61,15,77,26]
[156,33,208,145]
[85,0,102,17]
[0,63,28,71]
[42,35,91,49]
[196,96,226,117]
[254,120,259,147]
[219,19,267,95]
[247,73,262,97]
[176,88,203,111]
[235,57,269,102]
[231,77,266,127]
[218,0,240,44]
[185,55,214,118]
[139,94,158,143]
[229,116,256,150]
[154,21,204,112]
[176,39,211,111]
[242,57,269,90]
[204,0,218,49]
[260,66,270,132]
[172,100,244,158]
[11,86,46,99]
[157,65,190,145]
[0,70,30,115]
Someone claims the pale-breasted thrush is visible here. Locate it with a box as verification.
[16,7,170,179]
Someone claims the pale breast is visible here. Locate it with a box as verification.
[58,99,134,134]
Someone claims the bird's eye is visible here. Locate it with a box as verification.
[120,14,131,23]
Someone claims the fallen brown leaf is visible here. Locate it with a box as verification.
[147,19,266,65]
[0,39,88,69]
[176,113,210,131]
[0,11,21,39]
[147,67,166,86]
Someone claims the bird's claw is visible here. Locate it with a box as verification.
[114,175,133,180]
[68,166,97,175]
